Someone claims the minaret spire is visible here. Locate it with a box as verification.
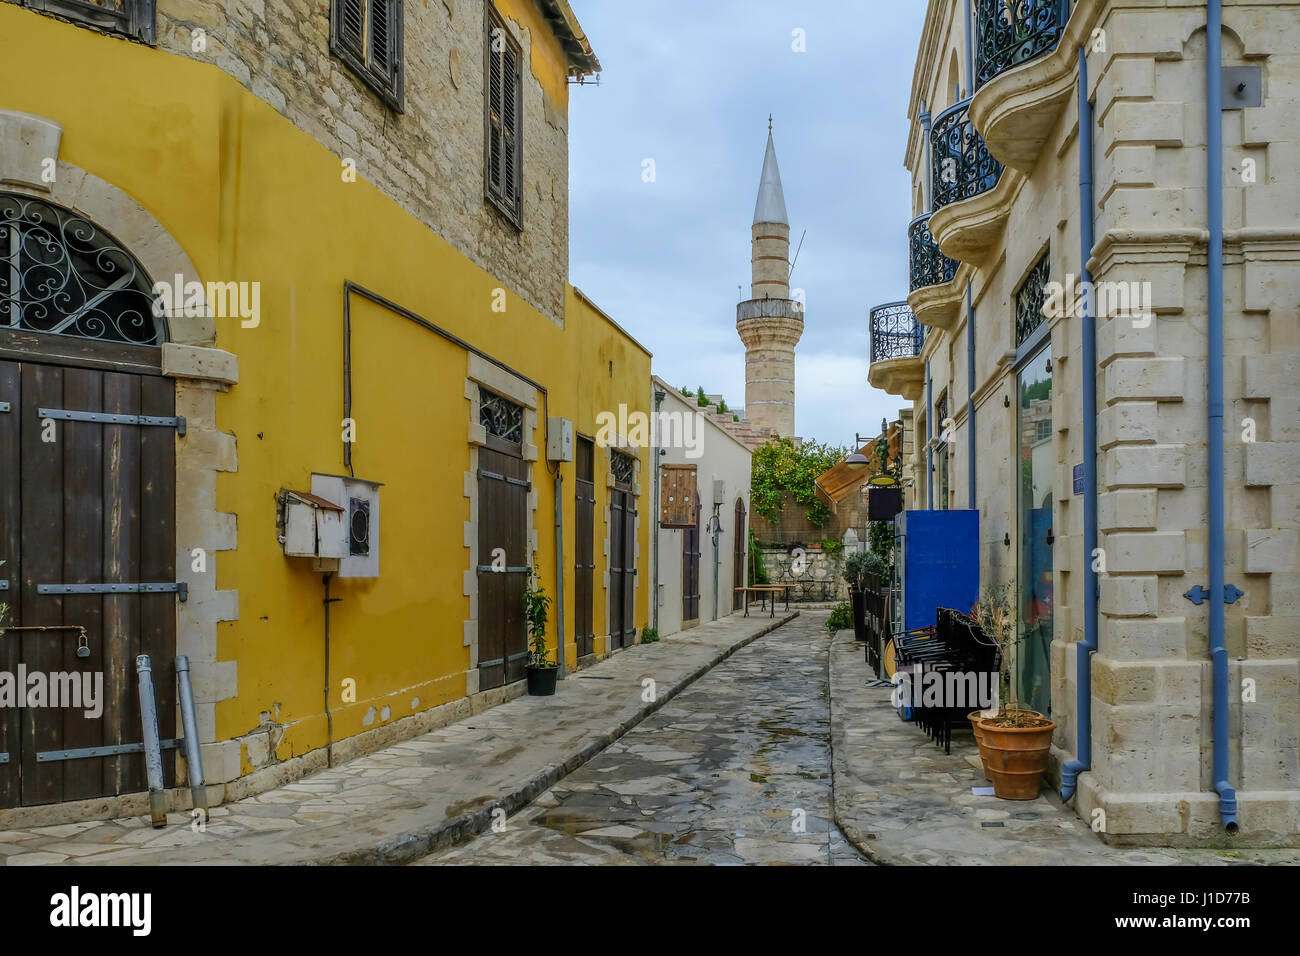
[736,124,803,441]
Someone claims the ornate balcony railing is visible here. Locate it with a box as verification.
[930,99,1004,211]
[908,213,959,293]
[975,0,1070,90]
[870,302,922,363]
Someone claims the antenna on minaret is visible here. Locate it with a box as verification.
[788,229,807,278]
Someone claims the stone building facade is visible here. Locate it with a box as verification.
[869,0,1300,845]
[0,0,658,828]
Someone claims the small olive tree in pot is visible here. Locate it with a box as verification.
[523,566,557,696]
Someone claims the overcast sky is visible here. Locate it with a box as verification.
[567,1,929,448]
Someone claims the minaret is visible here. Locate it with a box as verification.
[736,120,802,440]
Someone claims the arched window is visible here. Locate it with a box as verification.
[0,192,166,345]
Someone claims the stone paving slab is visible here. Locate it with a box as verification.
[0,612,796,866]
[828,631,1300,866]
[420,610,866,866]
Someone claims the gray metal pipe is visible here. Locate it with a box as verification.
[135,654,167,828]
[554,471,567,678]
[652,388,665,634]
[175,655,208,817]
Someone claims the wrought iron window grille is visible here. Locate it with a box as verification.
[1014,249,1051,347]
[0,192,166,345]
[479,387,524,444]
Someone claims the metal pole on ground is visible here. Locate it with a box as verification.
[175,655,208,818]
[135,654,168,828]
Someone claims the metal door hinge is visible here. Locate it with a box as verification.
[38,582,189,601]
[38,407,186,437]
[37,739,184,763]
[1184,584,1244,606]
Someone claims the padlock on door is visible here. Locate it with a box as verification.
[76,629,90,660]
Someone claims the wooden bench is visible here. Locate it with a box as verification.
[734,584,791,618]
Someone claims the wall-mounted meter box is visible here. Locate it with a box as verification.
[547,417,573,462]
[281,490,346,559]
[312,473,383,578]
[712,478,726,505]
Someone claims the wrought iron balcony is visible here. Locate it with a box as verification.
[870,302,922,363]
[908,213,958,293]
[868,302,925,400]
[930,99,1004,211]
[975,0,1070,90]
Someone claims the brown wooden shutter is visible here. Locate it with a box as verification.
[660,464,697,529]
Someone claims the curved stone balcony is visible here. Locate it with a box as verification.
[970,0,1080,172]
[867,301,925,400]
[906,213,964,331]
[736,297,804,349]
[928,97,1012,265]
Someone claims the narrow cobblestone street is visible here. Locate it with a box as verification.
[418,610,867,865]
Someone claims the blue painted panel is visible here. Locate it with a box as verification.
[897,510,980,633]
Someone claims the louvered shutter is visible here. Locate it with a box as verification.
[501,42,519,208]
[487,26,504,200]
[337,0,364,62]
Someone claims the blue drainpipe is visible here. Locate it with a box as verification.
[964,0,975,96]
[1061,44,1098,803]
[1206,0,1238,833]
[926,360,933,508]
[967,281,976,508]
[921,107,933,212]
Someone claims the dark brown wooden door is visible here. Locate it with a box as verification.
[573,437,595,660]
[477,440,529,690]
[733,497,747,611]
[682,502,701,622]
[0,358,177,808]
[608,487,637,649]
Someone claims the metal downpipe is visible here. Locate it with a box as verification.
[1206,0,1238,833]
[1062,44,1098,803]
[966,280,976,509]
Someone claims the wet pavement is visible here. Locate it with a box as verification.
[418,610,867,865]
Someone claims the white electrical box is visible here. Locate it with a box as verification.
[547,417,573,462]
[713,478,726,505]
[281,491,346,559]
[312,473,382,578]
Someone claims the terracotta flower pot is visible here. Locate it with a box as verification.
[977,717,1057,800]
[967,711,993,780]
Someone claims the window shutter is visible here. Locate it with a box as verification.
[660,465,698,529]
[501,43,519,207]
[338,0,364,61]
[487,28,504,199]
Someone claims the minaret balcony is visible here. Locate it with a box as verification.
[906,213,965,332]
[970,0,1077,173]
[927,97,1013,266]
[867,301,925,401]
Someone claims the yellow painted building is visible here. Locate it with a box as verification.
[0,0,650,823]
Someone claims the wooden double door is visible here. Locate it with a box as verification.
[573,437,595,660]
[0,357,178,808]
[608,485,637,649]
[477,440,530,690]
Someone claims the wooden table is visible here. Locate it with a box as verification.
[734,585,791,617]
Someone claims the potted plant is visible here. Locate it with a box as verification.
[969,584,1054,799]
[523,566,557,696]
[842,550,872,642]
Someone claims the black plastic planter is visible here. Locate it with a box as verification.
[526,665,558,696]
[850,589,867,642]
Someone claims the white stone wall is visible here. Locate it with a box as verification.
[652,380,753,635]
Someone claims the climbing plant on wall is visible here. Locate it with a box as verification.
[750,437,851,529]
